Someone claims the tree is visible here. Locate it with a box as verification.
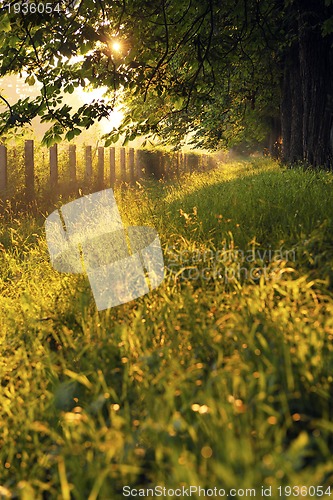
[279,0,333,167]
[0,0,332,167]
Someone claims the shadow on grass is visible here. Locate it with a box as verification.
[153,161,333,251]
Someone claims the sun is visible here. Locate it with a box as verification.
[112,41,122,53]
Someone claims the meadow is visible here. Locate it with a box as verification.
[1,157,333,499]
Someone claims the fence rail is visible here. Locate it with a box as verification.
[0,140,214,200]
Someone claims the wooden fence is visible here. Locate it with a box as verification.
[0,140,214,200]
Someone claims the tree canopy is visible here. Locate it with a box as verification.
[0,0,333,166]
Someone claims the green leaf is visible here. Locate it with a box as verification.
[25,75,36,86]
[54,134,62,144]
[322,17,333,36]
[173,97,185,111]
[65,130,75,141]
[80,41,94,55]
[65,84,75,94]
[0,14,11,33]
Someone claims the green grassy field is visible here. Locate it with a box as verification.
[1,158,333,499]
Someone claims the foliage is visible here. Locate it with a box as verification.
[1,159,333,497]
[0,0,284,149]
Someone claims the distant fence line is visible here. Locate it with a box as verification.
[0,140,214,200]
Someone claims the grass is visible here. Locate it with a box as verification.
[1,157,333,499]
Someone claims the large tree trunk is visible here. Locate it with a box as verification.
[280,0,333,168]
[267,116,282,158]
[289,42,304,162]
[281,42,303,164]
[298,3,333,168]
[280,59,292,163]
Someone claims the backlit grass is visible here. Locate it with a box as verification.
[1,158,333,499]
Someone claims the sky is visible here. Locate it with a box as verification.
[0,73,124,143]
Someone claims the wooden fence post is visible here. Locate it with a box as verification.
[182,153,187,173]
[176,151,180,179]
[109,147,116,187]
[85,145,92,181]
[163,154,168,180]
[158,151,165,179]
[208,155,216,169]
[136,150,143,179]
[69,145,77,183]
[179,151,185,173]
[201,154,206,172]
[120,147,126,182]
[25,140,35,200]
[129,148,135,184]
[50,144,58,188]
[97,146,104,189]
[0,145,7,197]
[186,153,199,174]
